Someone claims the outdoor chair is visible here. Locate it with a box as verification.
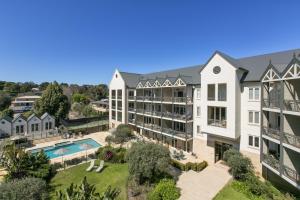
[86,159,95,172]
[96,160,104,173]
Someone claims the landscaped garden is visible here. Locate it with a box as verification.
[49,161,129,199]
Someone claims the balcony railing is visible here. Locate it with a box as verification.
[144,96,153,101]
[128,118,135,123]
[162,112,173,118]
[173,97,193,104]
[144,109,152,115]
[136,121,143,127]
[128,96,135,100]
[263,98,280,109]
[262,126,281,140]
[208,119,227,128]
[284,100,300,112]
[283,165,300,183]
[152,111,162,117]
[136,96,144,101]
[153,97,162,101]
[144,123,153,129]
[283,132,300,149]
[152,124,162,132]
[128,107,136,112]
[136,109,144,114]
[162,97,172,102]
[262,153,280,171]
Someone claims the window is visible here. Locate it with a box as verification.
[208,106,226,128]
[196,88,201,99]
[112,90,116,98]
[249,111,260,124]
[16,126,19,133]
[248,135,259,148]
[31,124,35,132]
[218,84,227,101]
[1,121,5,124]
[197,125,200,134]
[117,112,122,122]
[45,122,49,130]
[249,87,260,101]
[207,84,215,100]
[117,90,122,99]
[129,91,134,97]
[49,122,52,129]
[197,106,201,117]
[35,124,39,131]
[20,125,24,133]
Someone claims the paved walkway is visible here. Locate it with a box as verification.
[177,162,232,200]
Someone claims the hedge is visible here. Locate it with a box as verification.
[170,159,207,172]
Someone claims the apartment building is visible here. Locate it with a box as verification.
[109,48,300,189]
[0,112,56,138]
[10,95,41,113]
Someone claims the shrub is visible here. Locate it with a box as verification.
[147,179,180,200]
[0,177,48,200]
[170,159,207,172]
[96,146,126,163]
[227,154,253,180]
[223,148,241,162]
[126,142,170,184]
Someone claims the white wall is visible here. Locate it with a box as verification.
[240,82,261,154]
[27,116,42,135]
[12,117,27,135]
[200,53,241,139]
[42,115,55,133]
[0,119,12,135]
[109,70,126,128]
[193,86,208,140]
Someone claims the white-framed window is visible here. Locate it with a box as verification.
[248,135,259,148]
[196,88,201,99]
[218,83,227,101]
[196,106,201,117]
[197,125,201,134]
[248,111,260,124]
[249,87,260,101]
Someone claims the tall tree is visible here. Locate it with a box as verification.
[0,93,11,111]
[34,82,70,122]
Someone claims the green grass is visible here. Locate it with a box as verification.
[49,161,129,200]
[213,181,250,200]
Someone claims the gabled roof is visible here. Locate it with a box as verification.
[118,48,300,87]
[1,115,13,123]
[27,113,41,121]
[12,113,27,122]
[41,112,54,120]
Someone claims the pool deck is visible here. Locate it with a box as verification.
[26,131,110,163]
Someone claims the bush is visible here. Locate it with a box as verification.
[223,148,240,162]
[106,124,134,145]
[170,159,207,172]
[227,154,253,180]
[96,146,126,163]
[126,142,170,184]
[147,179,180,200]
[0,177,48,200]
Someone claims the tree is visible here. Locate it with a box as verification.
[39,82,49,91]
[147,179,180,200]
[34,82,70,123]
[106,124,134,146]
[0,108,13,118]
[0,177,48,200]
[56,176,120,200]
[72,93,90,104]
[126,142,171,184]
[0,93,11,111]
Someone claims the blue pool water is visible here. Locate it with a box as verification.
[31,138,101,159]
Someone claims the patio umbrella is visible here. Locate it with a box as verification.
[79,143,93,161]
[54,148,68,165]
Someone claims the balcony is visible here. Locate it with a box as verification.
[283,165,300,184]
[136,109,144,114]
[283,132,300,149]
[262,153,280,171]
[136,121,143,127]
[152,124,162,132]
[144,96,153,101]
[144,109,152,115]
[136,96,144,101]
[284,100,300,112]
[263,98,280,109]
[128,118,135,124]
[152,111,162,117]
[144,123,153,129]
[162,97,172,102]
[262,126,281,140]
[128,96,135,101]
[208,119,227,128]
[128,107,136,112]
[153,97,162,101]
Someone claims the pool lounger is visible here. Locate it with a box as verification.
[95,160,104,173]
[86,159,95,172]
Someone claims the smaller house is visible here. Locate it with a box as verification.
[27,113,42,136]
[12,114,27,136]
[41,112,56,136]
[0,116,13,137]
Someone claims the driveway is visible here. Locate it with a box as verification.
[176,162,232,200]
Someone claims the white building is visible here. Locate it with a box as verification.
[108,48,300,190]
[10,95,41,113]
[0,112,56,138]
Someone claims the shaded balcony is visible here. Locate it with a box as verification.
[283,79,300,113]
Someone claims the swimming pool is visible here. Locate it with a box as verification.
[30,138,101,159]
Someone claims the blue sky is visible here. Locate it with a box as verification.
[0,0,299,85]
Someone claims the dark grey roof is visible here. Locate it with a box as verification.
[119,48,300,87]
[1,116,13,123]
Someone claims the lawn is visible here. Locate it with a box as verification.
[213,181,250,200]
[49,161,129,200]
